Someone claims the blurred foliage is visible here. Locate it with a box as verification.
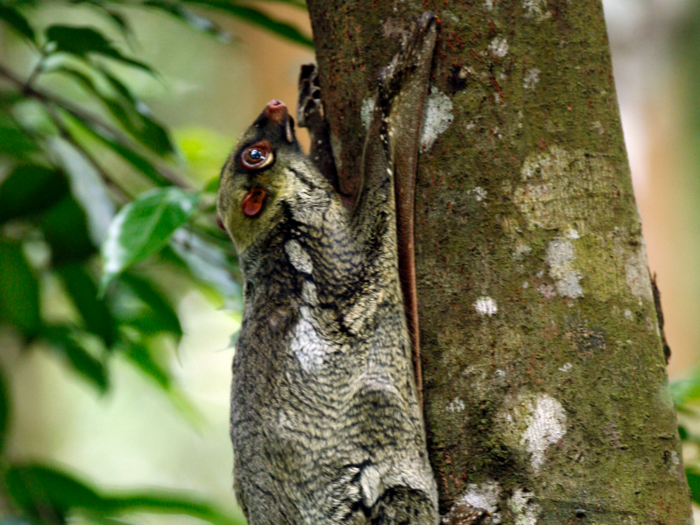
[675,0,700,507]
[0,0,310,522]
[673,369,700,505]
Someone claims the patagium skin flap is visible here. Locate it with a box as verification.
[217,14,440,525]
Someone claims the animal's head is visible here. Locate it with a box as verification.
[217,100,308,254]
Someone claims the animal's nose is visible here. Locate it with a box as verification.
[264,100,288,124]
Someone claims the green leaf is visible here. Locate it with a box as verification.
[0,5,35,43]
[678,424,700,445]
[687,468,700,504]
[119,272,182,337]
[42,324,108,392]
[0,238,41,336]
[142,1,232,42]
[169,229,241,301]
[39,196,96,264]
[670,369,700,409]
[204,175,219,193]
[0,364,10,455]
[253,0,307,8]
[50,65,177,156]
[0,165,70,224]
[118,339,171,389]
[6,463,244,525]
[62,110,170,187]
[95,64,138,106]
[48,137,116,245]
[0,106,40,160]
[57,263,117,347]
[101,188,200,291]
[180,1,313,47]
[6,463,102,521]
[74,0,133,40]
[45,25,154,74]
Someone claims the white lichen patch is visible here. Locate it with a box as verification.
[471,186,487,202]
[669,451,680,475]
[537,284,556,299]
[474,297,498,316]
[291,307,326,372]
[457,482,501,523]
[509,489,540,525]
[419,87,453,153]
[513,146,617,231]
[565,228,580,240]
[361,97,375,130]
[285,240,313,274]
[523,68,540,90]
[330,133,342,169]
[591,121,605,135]
[489,37,509,58]
[447,397,465,413]
[513,244,532,260]
[520,394,567,473]
[625,245,653,302]
[546,237,583,298]
[624,309,634,321]
[523,0,551,22]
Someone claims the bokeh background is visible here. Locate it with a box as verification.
[1,0,700,523]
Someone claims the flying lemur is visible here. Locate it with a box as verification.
[217,13,488,525]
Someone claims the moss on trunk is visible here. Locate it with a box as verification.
[306,1,693,522]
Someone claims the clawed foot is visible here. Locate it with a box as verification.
[297,63,339,192]
[297,63,324,130]
[441,502,491,525]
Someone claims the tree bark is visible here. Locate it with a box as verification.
[305,1,693,523]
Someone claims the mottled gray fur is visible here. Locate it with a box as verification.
[218,14,440,525]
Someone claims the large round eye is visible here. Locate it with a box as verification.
[241,142,273,170]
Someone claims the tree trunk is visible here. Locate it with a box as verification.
[305,1,693,523]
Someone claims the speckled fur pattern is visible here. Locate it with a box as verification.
[218,13,439,525]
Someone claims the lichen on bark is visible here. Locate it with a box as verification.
[306,0,693,522]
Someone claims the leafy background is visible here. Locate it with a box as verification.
[1,0,700,523]
[0,1,312,523]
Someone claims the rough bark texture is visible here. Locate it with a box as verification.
[306,1,693,523]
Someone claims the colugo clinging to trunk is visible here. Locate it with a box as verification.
[217,13,489,525]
